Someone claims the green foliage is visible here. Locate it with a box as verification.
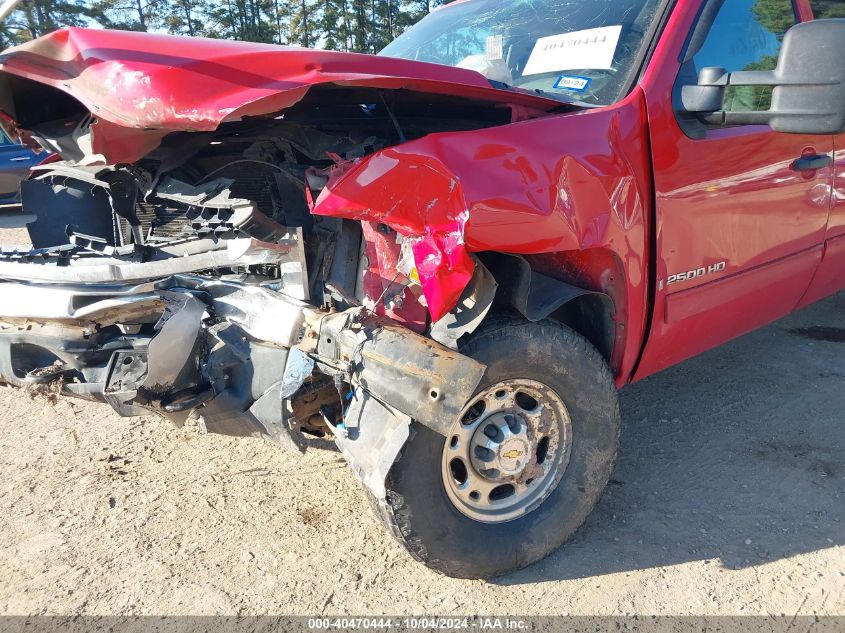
[737,0,845,111]
[0,0,446,49]
[1,0,95,47]
[751,0,795,41]
[727,0,793,113]
[809,0,845,19]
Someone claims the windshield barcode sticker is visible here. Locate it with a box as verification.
[486,34,504,61]
[523,25,622,76]
[554,75,592,92]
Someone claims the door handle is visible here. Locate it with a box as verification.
[792,154,832,172]
[9,156,30,162]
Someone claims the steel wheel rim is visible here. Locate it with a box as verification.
[440,378,573,524]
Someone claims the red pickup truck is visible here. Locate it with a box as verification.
[0,0,842,579]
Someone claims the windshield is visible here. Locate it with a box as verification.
[380,0,663,106]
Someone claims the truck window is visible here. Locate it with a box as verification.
[380,0,664,106]
[692,0,797,112]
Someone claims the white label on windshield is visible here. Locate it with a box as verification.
[486,34,504,61]
[523,25,622,76]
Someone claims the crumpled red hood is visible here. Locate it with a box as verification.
[0,27,561,163]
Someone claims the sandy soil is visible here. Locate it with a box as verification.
[0,219,842,616]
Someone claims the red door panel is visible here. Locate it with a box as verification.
[636,123,831,376]
[798,235,845,307]
[654,128,830,278]
[633,0,831,379]
[665,247,823,325]
[659,246,822,367]
[830,137,845,240]
[798,132,844,307]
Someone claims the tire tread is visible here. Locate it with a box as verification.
[368,314,620,578]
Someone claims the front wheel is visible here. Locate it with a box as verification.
[372,316,621,579]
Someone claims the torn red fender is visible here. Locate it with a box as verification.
[312,95,652,350]
[358,221,429,332]
[312,150,475,321]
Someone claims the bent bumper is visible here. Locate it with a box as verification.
[0,275,485,495]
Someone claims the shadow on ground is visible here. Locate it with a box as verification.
[0,210,30,227]
[496,292,845,584]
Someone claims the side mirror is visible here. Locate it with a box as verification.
[681,18,845,135]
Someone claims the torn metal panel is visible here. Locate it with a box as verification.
[356,221,428,333]
[142,292,204,395]
[430,259,497,350]
[281,348,315,399]
[193,279,308,348]
[0,282,163,323]
[311,309,486,435]
[312,151,474,322]
[0,238,294,283]
[334,389,412,498]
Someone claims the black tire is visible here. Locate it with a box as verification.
[370,315,621,579]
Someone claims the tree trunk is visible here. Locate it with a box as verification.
[32,0,48,34]
[273,0,282,44]
[22,0,39,38]
[300,0,309,47]
[183,0,194,36]
[225,0,238,38]
[341,0,350,51]
[135,0,147,30]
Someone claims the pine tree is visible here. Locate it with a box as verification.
[0,0,449,51]
[1,0,93,46]
[89,0,161,31]
[163,0,203,36]
[289,0,314,47]
[809,0,845,18]
[347,0,370,52]
[321,0,352,51]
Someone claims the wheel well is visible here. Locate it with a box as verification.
[547,293,615,363]
[478,252,617,367]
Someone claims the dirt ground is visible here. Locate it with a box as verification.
[0,219,842,616]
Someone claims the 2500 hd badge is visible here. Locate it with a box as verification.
[667,261,728,286]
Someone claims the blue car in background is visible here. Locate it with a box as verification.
[0,128,40,205]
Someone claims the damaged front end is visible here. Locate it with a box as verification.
[0,10,663,576]
[0,269,485,492]
[0,28,562,497]
[0,25,636,514]
[0,160,490,497]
